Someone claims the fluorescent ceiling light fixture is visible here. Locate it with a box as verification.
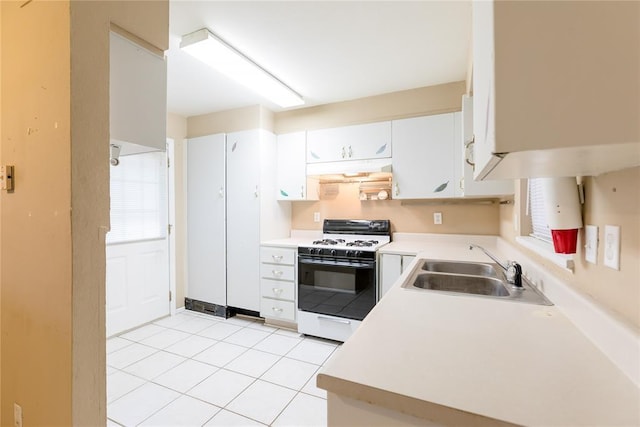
[180,28,304,108]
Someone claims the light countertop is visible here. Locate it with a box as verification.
[261,230,322,248]
[318,237,640,426]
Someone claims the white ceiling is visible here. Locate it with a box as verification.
[167,1,471,117]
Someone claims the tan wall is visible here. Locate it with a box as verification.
[274,81,465,134]
[188,105,275,137]
[1,1,169,425]
[293,183,499,235]
[0,1,4,422]
[168,112,188,308]
[500,167,640,329]
[2,3,73,424]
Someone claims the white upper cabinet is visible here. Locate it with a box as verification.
[459,95,514,197]
[392,113,457,199]
[473,0,640,180]
[307,122,392,163]
[276,132,318,201]
[110,32,166,151]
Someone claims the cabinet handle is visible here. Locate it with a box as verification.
[272,255,283,262]
[348,145,353,158]
[300,185,305,198]
[459,177,464,191]
[465,138,475,167]
[341,146,346,158]
[394,183,399,196]
[254,185,259,198]
[272,307,284,313]
[272,287,283,295]
[272,270,283,277]
[218,187,224,198]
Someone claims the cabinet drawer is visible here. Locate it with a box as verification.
[260,247,296,265]
[260,298,296,321]
[297,310,361,342]
[260,279,295,301]
[260,264,295,281]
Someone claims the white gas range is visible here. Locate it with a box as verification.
[296,219,391,342]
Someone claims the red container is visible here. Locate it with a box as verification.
[551,229,579,254]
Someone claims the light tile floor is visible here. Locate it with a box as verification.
[107,310,338,426]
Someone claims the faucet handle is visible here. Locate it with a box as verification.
[506,261,523,288]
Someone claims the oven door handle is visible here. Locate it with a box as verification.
[318,315,352,325]
[298,257,374,269]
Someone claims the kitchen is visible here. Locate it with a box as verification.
[1,1,639,426]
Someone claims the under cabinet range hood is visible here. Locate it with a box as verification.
[306,158,392,177]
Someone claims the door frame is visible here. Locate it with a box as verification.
[167,138,177,315]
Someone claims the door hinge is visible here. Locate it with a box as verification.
[167,156,170,168]
[168,224,173,235]
[169,291,172,302]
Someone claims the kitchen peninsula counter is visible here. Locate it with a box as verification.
[318,235,640,426]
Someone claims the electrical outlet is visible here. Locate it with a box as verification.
[14,403,22,427]
[584,225,598,264]
[603,225,620,270]
[433,212,442,225]
[313,212,320,223]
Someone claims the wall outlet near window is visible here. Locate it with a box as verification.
[313,212,320,223]
[584,225,598,264]
[603,225,620,270]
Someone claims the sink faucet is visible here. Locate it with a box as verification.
[469,244,522,288]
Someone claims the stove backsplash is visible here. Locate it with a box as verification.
[291,182,500,235]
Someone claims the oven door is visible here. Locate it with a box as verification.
[297,255,376,321]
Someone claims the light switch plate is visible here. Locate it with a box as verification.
[603,225,620,270]
[584,225,598,264]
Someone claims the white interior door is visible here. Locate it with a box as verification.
[106,150,170,337]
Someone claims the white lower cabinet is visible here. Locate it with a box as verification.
[379,253,416,299]
[260,246,297,322]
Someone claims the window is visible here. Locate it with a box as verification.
[527,178,552,243]
[107,151,167,244]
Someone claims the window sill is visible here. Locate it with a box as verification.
[515,236,575,272]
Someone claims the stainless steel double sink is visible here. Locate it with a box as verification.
[402,259,552,305]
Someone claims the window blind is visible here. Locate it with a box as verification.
[107,151,167,244]
[527,178,552,243]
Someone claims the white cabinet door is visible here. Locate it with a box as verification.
[226,130,261,312]
[276,132,318,201]
[392,114,456,199]
[187,134,226,306]
[307,122,391,163]
[110,32,166,151]
[472,1,640,180]
[459,96,514,197]
[379,254,416,300]
[277,132,306,200]
[379,254,401,300]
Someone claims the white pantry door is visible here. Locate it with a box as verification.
[106,150,170,337]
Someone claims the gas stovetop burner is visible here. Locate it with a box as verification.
[312,238,346,246]
[346,240,379,247]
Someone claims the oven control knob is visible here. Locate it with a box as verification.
[353,250,363,258]
[307,248,315,255]
[315,248,323,255]
[345,250,353,257]
[330,249,337,256]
